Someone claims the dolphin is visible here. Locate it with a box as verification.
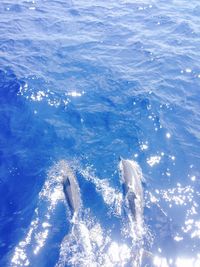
[119,158,145,266]
[60,160,81,221]
[119,159,159,266]
[119,157,144,223]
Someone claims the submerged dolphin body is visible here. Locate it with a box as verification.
[60,160,81,221]
[56,161,95,266]
[119,158,145,266]
[119,158,144,224]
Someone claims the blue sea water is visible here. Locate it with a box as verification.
[0,0,200,266]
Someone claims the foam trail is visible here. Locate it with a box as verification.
[56,213,131,267]
[11,161,70,266]
[56,220,96,267]
[78,165,123,217]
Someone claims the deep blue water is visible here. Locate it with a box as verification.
[0,0,200,266]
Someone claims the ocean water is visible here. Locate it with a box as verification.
[0,0,200,266]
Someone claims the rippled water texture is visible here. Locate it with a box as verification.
[0,0,200,266]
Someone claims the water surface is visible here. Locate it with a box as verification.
[0,0,200,266]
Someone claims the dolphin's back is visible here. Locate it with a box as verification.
[120,159,143,199]
[119,158,144,220]
[60,161,81,217]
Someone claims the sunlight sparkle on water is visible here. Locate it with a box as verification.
[11,248,30,266]
[174,235,183,242]
[147,155,161,167]
[185,68,192,73]
[30,91,46,101]
[140,142,148,151]
[67,91,84,97]
[160,185,194,206]
[191,176,196,181]
[153,256,169,267]
[166,132,171,139]
[153,256,200,267]
[11,218,39,266]
[176,257,200,267]
[34,229,49,255]
[107,242,130,265]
